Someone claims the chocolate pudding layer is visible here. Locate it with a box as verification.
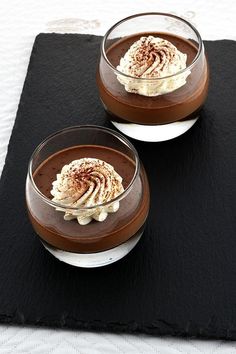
[27,145,149,253]
[97,32,209,125]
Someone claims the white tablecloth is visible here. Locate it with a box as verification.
[0,0,235,352]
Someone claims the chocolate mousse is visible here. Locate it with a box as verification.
[27,145,149,253]
[97,32,209,125]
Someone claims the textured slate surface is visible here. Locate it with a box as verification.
[0,34,236,339]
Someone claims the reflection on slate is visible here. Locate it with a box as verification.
[0,33,236,339]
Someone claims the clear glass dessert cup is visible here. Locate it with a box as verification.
[26,125,150,268]
[97,12,209,142]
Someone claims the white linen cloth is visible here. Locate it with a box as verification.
[0,0,235,352]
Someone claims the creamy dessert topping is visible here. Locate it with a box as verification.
[117,35,190,96]
[51,158,124,225]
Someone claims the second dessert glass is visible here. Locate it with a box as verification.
[97,12,209,142]
[26,125,150,268]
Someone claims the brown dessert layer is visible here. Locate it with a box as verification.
[97,32,209,124]
[27,145,149,253]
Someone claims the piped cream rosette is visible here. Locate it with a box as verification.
[116,35,191,96]
[51,158,124,225]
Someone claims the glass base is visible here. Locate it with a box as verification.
[41,228,144,268]
[111,117,198,142]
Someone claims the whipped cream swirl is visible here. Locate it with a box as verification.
[117,35,190,96]
[51,158,124,225]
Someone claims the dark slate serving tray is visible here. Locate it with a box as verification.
[0,33,236,339]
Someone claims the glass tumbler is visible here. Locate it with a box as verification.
[26,125,150,267]
[97,12,209,142]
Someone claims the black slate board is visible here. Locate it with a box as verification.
[0,33,236,339]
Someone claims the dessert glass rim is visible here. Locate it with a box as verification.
[101,12,203,81]
[28,125,140,211]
